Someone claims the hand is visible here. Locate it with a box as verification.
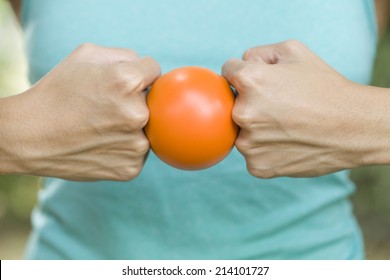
[1,43,161,181]
[222,40,369,178]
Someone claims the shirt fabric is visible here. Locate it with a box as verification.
[22,0,378,259]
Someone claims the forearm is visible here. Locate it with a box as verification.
[355,84,390,166]
[1,44,160,181]
[222,41,390,178]
[0,93,26,174]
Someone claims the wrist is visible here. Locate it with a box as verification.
[351,83,390,167]
[0,93,29,174]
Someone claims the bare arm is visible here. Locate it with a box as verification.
[222,41,390,178]
[2,1,162,181]
[0,44,161,181]
[219,1,390,179]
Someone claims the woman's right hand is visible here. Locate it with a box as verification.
[0,43,161,181]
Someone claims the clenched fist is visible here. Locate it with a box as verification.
[222,40,390,178]
[0,43,161,181]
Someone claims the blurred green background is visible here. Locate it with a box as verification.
[1,1,390,259]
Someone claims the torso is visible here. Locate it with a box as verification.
[22,0,377,259]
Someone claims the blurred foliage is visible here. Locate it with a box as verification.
[0,175,40,224]
[0,0,389,259]
[0,0,29,96]
[346,25,390,259]
[351,166,390,214]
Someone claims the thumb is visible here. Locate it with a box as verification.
[243,40,309,64]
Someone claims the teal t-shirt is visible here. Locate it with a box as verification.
[22,0,377,259]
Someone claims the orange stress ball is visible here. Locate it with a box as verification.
[145,66,238,170]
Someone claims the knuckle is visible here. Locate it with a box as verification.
[222,58,235,71]
[240,148,278,179]
[132,106,150,128]
[132,135,150,155]
[281,39,305,52]
[126,70,145,91]
[232,104,255,129]
[247,164,276,179]
[233,66,255,88]
[234,135,252,154]
[77,42,95,51]
[242,48,253,60]
[113,65,144,92]
[120,104,149,132]
[120,48,139,60]
[117,166,142,181]
[73,43,96,56]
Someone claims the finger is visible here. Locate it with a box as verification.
[104,47,139,62]
[120,57,161,92]
[243,40,308,64]
[243,45,280,64]
[222,58,260,94]
[221,58,247,89]
[72,43,139,63]
[132,56,162,89]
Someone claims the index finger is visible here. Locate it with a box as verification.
[222,58,255,93]
[221,58,246,87]
[125,56,162,91]
[243,40,312,63]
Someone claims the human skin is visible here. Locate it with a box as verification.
[0,43,161,181]
[222,40,390,178]
[3,0,390,181]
